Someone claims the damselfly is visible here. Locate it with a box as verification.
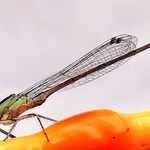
[0,34,149,141]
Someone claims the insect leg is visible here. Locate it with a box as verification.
[2,114,57,141]
[0,128,16,138]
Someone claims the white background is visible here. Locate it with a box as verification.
[0,0,150,138]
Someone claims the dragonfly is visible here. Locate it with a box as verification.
[0,34,149,141]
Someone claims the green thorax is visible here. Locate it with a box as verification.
[0,92,47,120]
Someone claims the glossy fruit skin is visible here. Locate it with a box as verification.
[1,109,150,150]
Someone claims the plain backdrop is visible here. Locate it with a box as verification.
[0,0,150,138]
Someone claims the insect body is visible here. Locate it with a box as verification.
[0,34,144,140]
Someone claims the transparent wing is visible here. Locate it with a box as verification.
[20,34,137,98]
